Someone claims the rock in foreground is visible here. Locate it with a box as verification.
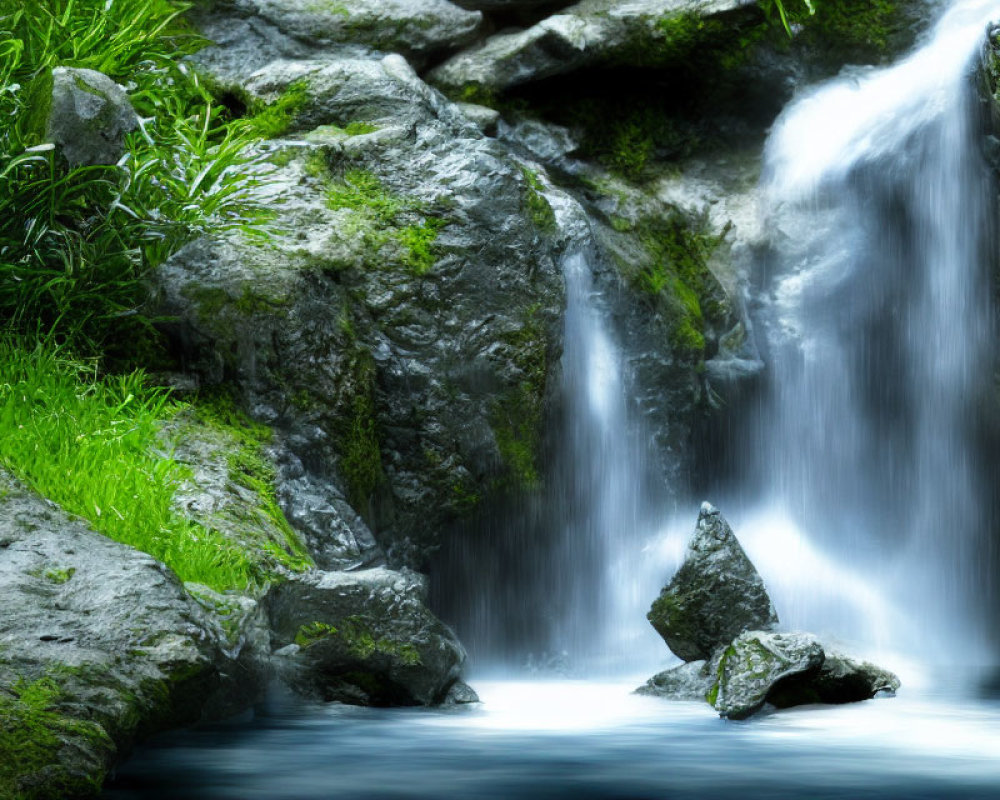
[266,568,467,706]
[640,503,901,719]
[647,502,778,661]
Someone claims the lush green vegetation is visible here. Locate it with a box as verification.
[0,0,269,354]
[0,3,310,594]
[0,340,308,590]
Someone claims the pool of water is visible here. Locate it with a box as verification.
[104,677,1000,799]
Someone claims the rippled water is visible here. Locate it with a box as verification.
[104,679,1000,799]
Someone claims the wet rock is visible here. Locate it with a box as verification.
[159,50,564,567]
[635,660,713,701]
[712,630,824,720]
[647,502,778,661]
[34,67,138,167]
[428,0,758,96]
[229,0,482,67]
[442,680,481,704]
[265,567,467,705]
[0,471,233,798]
[766,651,901,709]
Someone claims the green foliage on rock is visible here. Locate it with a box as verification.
[521,167,556,232]
[322,166,449,276]
[0,675,114,800]
[490,305,549,491]
[335,350,383,514]
[0,340,307,592]
[613,211,730,362]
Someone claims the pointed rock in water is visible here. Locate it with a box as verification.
[647,502,778,661]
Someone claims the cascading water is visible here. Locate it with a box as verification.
[723,0,1000,664]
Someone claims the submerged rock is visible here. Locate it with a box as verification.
[34,67,138,167]
[635,659,714,702]
[265,568,467,706]
[647,502,778,661]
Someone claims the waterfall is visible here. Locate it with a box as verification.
[730,0,999,663]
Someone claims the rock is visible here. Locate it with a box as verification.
[229,0,483,66]
[711,630,824,720]
[442,680,481,704]
[0,471,234,798]
[158,50,565,566]
[648,503,778,662]
[635,660,713,701]
[265,568,467,705]
[455,101,501,135]
[765,651,901,709]
[428,0,758,96]
[32,67,138,167]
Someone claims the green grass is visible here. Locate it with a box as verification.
[0,0,270,354]
[0,340,298,591]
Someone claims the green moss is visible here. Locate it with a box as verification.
[521,167,556,233]
[43,567,75,584]
[336,618,422,666]
[618,211,729,363]
[450,82,498,108]
[343,121,378,136]
[336,351,382,513]
[324,168,447,275]
[190,392,313,575]
[0,676,114,800]
[398,218,446,276]
[242,80,310,139]
[490,305,549,491]
[294,621,339,648]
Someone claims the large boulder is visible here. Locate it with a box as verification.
[265,567,468,705]
[160,49,565,567]
[29,67,138,167]
[647,502,778,661]
[0,472,234,798]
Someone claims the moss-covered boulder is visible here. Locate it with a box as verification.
[647,502,778,661]
[265,567,468,705]
[0,471,233,799]
[159,47,564,567]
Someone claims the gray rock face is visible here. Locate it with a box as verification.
[428,0,757,95]
[647,502,778,661]
[0,471,234,797]
[40,67,138,167]
[266,567,467,705]
[161,49,564,567]
[713,630,824,719]
[231,0,483,66]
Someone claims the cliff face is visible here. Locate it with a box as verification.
[0,0,939,795]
